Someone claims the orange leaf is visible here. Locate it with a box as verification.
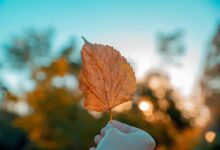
[79,37,136,114]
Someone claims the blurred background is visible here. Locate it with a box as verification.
[0,0,220,150]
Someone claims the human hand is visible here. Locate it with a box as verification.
[90,120,156,150]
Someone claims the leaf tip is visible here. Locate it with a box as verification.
[81,36,90,44]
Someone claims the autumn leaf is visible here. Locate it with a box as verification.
[79,37,136,120]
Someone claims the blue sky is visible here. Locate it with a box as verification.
[0,0,220,96]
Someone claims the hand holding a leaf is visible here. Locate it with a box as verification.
[79,38,155,150]
[90,120,155,150]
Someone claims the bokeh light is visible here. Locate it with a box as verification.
[139,101,150,111]
[138,99,153,117]
[205,131,216,143]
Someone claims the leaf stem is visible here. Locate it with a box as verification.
[109,110,112,122]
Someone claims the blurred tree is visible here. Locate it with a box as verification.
[137,72,190,129]
[15,56,81,148]
[10,32,108,149]
[3,29,54,70]
[15,55,110,149]
[132,72,198,150]
[157,30,185,67]
[196,25,220,149]
[202,26,220,114]
[0,84,6,104]
[0,29,92,150]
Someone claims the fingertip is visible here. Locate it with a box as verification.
[89,147,96,150]
[100,127,105,136]
[100,124,113,136]
[94,134,102,144]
